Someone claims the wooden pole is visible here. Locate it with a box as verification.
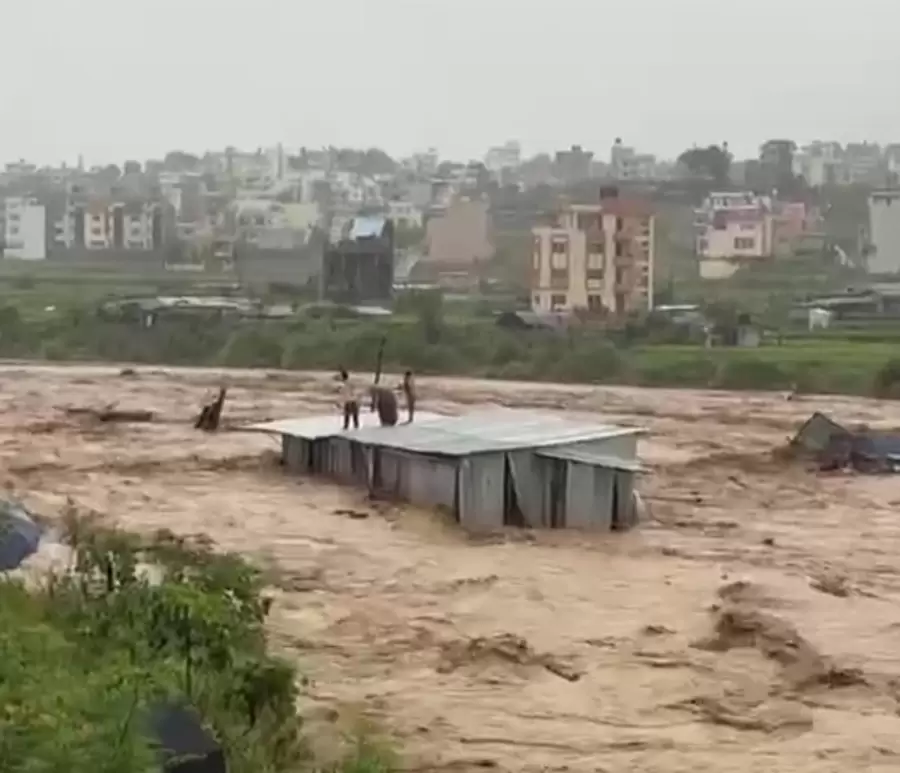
[373,335,386,385]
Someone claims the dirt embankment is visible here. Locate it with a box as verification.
[5,365,900,772]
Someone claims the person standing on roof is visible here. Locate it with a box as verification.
[369,384,398,427]
[338,368,360,430]
[402,370,416,423]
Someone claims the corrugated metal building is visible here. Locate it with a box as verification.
[249,408,645,533]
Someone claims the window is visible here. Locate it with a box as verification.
[550,294,567,309]
[532,294,541,307]
[588,241,604,258]
[615,242,624,258]
[587,250,604,270]
[698,237,708,253]
[588,294,604,312]
[616,217,624,232]
[734,237,755,249]
[615,267,626,285]
[550,239,568,270]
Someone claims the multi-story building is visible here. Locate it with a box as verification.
[484,141,521,176]
[609,139,658,181]
[55,196,163,251]
[843,142,886,185]
[530,192,654,315]
[323,215,394,304]
[792,141,842,186]
[387,199,423,230]
[694,192,774,279]
[868,189,900,274]
[3,196,47,260]
[554,145,594,184]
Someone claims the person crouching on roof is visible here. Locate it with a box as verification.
[369,384,398,427]
[338,369,360,430]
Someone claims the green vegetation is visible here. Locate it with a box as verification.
[0,289,897,397]
[0,510,395,773]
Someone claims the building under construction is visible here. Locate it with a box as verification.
[250,408,644,532]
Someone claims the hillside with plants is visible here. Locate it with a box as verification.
[0,510,393,773]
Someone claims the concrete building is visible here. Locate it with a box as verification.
[554,145,594,183]
[3,196,47,260]
[386,199,423,230]
[249,408,644,534]
[531,193,654,315]
[695,191,774,279]
[55,198,163,251]
[424,198,494,267]
[868,189,900,274]
[323,215,394,304]
[610,139,658,181]
[792,141,842,186]
[484,141,522,175]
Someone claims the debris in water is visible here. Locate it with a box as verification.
[693,604,867,691]
[195,387,227,432]
[437,633,583,682]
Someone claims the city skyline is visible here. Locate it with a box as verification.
[5,0,899,167]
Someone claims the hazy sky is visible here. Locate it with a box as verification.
[4,0,899,167]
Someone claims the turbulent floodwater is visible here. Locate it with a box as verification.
[8,364,900,773]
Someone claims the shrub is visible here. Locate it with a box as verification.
[0,513,396,773]
[714,356,790,390]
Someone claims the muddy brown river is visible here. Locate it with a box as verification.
[7,364,900,772]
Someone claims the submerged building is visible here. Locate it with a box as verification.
[250,408,645,533]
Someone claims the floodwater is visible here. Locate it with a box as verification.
[8,364,900,772]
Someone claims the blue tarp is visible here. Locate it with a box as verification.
[0,500,41,571]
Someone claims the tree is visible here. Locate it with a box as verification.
[362,148,397,176]
[163,150,200,172]
[677,145,732,186]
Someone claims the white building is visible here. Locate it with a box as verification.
[610,139,658,181]
[868,189,900,274]
[792,141,842,187]
[3,197,46,260]
[387,200,423,229]
[484,141,521,175]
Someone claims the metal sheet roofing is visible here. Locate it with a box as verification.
[246,411,446,441]
[247,408,641,456]
[349,215,387,240]
[536,444,645,472]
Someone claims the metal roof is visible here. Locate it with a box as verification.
[536,445,645,472]
[247,408,641,457]
[349,215,387,240]
[246,411,447,441]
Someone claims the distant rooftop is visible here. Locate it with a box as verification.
[348,215,387,240]
[248,408,641,457]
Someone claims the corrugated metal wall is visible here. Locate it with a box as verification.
[458,454,505,531]
[283,436,311,473]
[372,449,457,512]
[507,451,546,527]
[566,463,612,529]
[563,463,636,531]
[279,435,638,533]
